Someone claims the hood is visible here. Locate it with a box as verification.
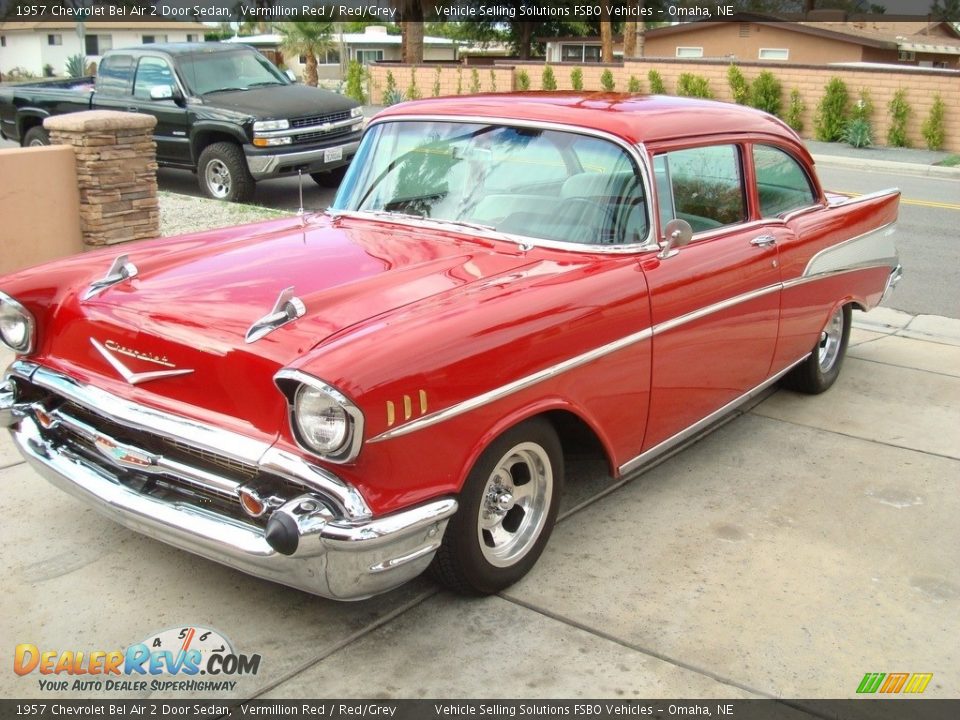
[37,214,534,435]
[202,84,358,121]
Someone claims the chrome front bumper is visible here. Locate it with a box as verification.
[3,362,456,600]
[245,140,361,180]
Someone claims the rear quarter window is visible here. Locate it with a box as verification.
[96,55,134,96]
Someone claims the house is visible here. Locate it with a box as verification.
[541,36,625,64]
[641,19,960,68]
[224,26,458,81]
[0,21,210,78]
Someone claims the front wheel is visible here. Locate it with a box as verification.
[782,304,852,394]
[197,142,255,203]
[23,126,49,147]
[430,418,563,595]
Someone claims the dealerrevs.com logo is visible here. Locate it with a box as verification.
[14,626,261,693]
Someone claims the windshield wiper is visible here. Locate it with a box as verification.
[247,81,283,88]
[202,87,245,94]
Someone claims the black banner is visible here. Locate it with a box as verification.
[2,700,960,720]
[0,1,958,24]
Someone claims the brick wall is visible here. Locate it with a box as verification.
[367,59,960,152]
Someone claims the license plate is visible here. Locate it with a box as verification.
[323,147,343,164]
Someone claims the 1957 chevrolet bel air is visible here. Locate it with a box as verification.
[0,94,901,600]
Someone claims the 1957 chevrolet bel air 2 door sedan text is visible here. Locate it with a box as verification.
[0,94,901,600]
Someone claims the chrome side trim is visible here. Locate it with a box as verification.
[9,361,270,466]
[618,357,806,476]
[361,114,659,254]
[826,187,900,208]
[653,283,781,336]
[802,221,897,278]
[83,254,138,301]
[368,326,655,443]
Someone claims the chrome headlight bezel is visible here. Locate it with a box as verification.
[0,290,36,355]
[274,369,364,464]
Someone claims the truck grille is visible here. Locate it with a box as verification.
[290,110,351,128]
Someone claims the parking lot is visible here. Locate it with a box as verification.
[2,307,958,709]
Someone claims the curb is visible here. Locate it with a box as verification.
[852,309,960,347]
[812,153,960,179]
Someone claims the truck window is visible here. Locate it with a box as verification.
[96,55,134,96]
[133,57,177,100]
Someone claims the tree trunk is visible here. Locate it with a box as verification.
[305,53,318,87]
[637,21,646,58]
[623,22,636,59]
[600,12,613,63]
[400,2,426,64]
[518,22,533,61]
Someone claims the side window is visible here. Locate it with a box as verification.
[753,144,817,217]
[653,145,746,235]
[95,55,134,96]
[133,57,176,100]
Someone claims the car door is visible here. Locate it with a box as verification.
[637,141,782,454]
[129,56,190,165]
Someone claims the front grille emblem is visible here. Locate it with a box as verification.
[91,338,193,385]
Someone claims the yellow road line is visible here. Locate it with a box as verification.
[839,191,960,211]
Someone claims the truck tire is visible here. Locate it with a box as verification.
[198,142,255,203]
[310,166,348,188]
[23,126,50,147]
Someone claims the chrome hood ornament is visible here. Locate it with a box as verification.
[91,339,193,385]
[83,255,139,301]
[245,287,306,343]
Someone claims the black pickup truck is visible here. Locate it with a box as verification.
[0,43,363,202]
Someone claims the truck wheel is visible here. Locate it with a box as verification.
[23,126,50,147]
[198,142,255,203]
[430,417,563,595]
[309,166,347,188]
[782,304,851,394]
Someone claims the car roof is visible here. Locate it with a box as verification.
[375,92,810,156]
[109,43,247,57]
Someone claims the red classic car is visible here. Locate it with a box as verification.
[0,94,900,600]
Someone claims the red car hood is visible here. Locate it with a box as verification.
[39,213,533,436]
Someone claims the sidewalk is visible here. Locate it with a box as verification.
[805,139,959,178]
[1,308,958,705]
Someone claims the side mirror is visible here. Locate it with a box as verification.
[149,85,174,101]
[285,69,297,82]
[658,218,693,260]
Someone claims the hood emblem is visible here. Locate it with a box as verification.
[91,338,193,385]
[83,255,139,301]
[245,286,306,343]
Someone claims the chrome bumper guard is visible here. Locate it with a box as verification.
[3,362,456,600]
[880,264,903,304]
[245,140,361,180]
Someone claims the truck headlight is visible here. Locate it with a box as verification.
[276,371,363,463]
[350,107,363,118]
[0,291,35,354]
[253,119,290,132]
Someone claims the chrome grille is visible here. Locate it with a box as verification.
[290,110,351,128]
[165,439,258,481]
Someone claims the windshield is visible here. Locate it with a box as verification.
[332,121,649,246]
[177,49,288,95]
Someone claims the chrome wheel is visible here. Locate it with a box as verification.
[28,138,45,147]
[477,441,553,568]
[204,159,232,199]
[818,307,845,373]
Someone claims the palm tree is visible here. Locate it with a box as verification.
[600,11,613,63]
[400,1,426,64]
[277,21,334,87]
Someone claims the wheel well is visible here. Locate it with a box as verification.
[18,115,44,138]
[541,409,613,475]
[192,131,241,165]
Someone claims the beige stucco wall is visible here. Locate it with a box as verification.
[0,145,83,275]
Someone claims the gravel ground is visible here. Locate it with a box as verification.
[158,191,288,237]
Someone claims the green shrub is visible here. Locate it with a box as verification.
[814,77,850,142]
[921,94,946,150]
[887,89,911,147]
[851,88,874,122]
[571,67,583,91]
[516,69,530,91]
[406,67,421,100]
[456,66,463,95]
[627,75,642,93]
[676,73,712,99]
[65,54,86,79]
[542,65,557,91]
[750,70,782,117]
[786,89,805,133]
[727,64,750,105]
[648,69,666,94]
[382,70,399,104]
[345,61,367,103]
[843,118,873,148]
[432,66,441,97]
[467,68,479,94]
[600,68,615,92]
[489,68,497,92]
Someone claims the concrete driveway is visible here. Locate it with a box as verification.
[1,311,958,707]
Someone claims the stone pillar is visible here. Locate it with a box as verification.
[44,111,159,247]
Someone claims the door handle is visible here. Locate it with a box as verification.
[750,235,777,247]
[126,107,139,113]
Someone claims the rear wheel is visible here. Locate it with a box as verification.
[782,304,851,394]
[197,142,255,203]
[23,126,49,147]
[310,165,348,188]
[430,418,563,595]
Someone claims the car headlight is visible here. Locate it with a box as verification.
[253,119,290,133]
[350,107,363,118]
[276,371,364,463]
[0,291,35,354]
